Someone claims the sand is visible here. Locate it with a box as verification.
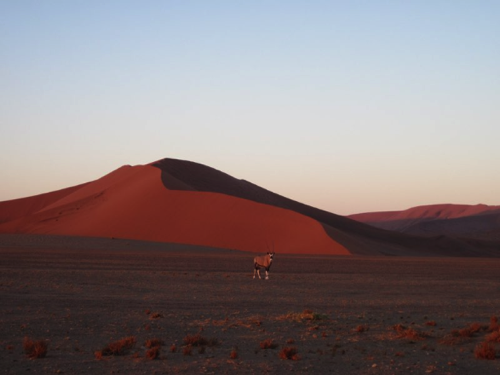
[349,204,500,241]
[0,165,348,255]
[2,158,498,257]
[1,234,500,374]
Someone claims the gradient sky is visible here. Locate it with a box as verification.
[1,1,499,215]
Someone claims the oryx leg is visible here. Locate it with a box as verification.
[254,263,262,279]
[265,267,269,280]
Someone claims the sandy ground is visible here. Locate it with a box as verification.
[1,234,500,374]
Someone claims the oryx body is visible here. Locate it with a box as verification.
[253,252,275,280]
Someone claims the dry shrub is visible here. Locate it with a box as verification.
[183,334,218,347]
[170,344,177,353]
[440,324,483,346]
[474,342,496,360]
[149,312,163,320]
[146,346,160,360]
[393,325,425,341]
[489,316,499,332]
[101,336,136,356]
[232,316,262,328]
[279,347,299,360]
[145,338,164,348]
[183,345,192,356]
[439,334,465,346]
[260,339,278,349]
[230,350,238,359]
[94,351,103,360]
[486,331,500,343]
[278,310,328,323]
[425,321,437,327]
[286,338,295,344]
[356,325,368,333]
[145,338,163,360]
[455,323,483,338]
[23,337,47,359]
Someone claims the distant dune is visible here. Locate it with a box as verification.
[349,204,500,241]
[1,158,499,257]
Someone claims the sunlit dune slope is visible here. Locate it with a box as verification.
[0,165,348,255]
[0,183,88,225]
[1,158,499,256]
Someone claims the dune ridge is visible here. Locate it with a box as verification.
[0,165,348,255]
[151,159,500,257]
[349,204,500,241]
[0,158,499,257]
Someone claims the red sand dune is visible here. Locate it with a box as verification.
[349,204,500,223]
[349,204,500,241]
[1,158,499,256]
[0,183,88,225]
[0,164,347,255]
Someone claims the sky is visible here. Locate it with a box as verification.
[1,1,499,215]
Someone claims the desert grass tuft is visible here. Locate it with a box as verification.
[146,346,160,360]
[230,349,238,359]
[144,338,163,360]
[170,344,177,353]
[356,325,368,333]
[486,330,500,343]
[393,325,426,341]
[260,339,278,349]
[100,336,136,356]
[183,334,218,347]
[279,347,299,360]
[489,316,499,332]
[145,338,164,348]
[149,312,163,320]
[474,342,496,360]
[23,337,47,359]
[278,310,328,323]
[452,323,483,338]
[183,345,192,356]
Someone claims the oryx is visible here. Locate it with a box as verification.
[253,244,275,280]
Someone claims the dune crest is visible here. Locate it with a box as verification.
[349,204,500,241]
[0,164,348,255]
[1,158,499,256]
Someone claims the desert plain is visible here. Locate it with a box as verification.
[1,234,500,374]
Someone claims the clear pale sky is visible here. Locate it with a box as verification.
[1,1,499,215]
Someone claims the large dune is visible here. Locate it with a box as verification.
[1,158,499,256]
[0,164,347,255]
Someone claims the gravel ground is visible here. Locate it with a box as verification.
[1,234,500,374]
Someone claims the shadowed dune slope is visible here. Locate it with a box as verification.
[1,158,499,256]
[0,165,348,255]
[349,204,500,241]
